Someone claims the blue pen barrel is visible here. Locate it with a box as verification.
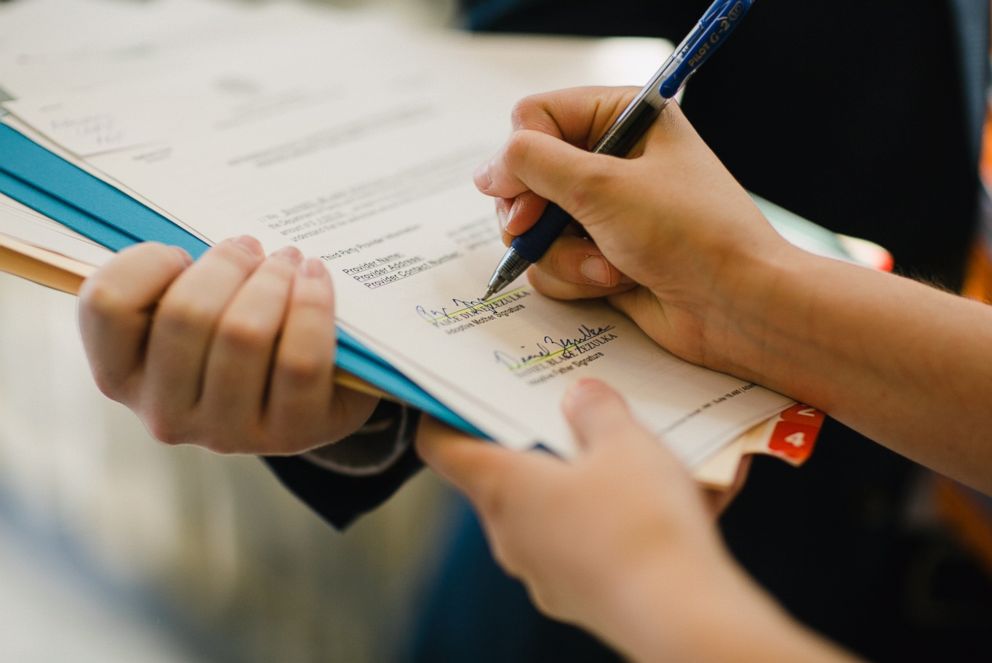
[511,98,660,265]
[659,0,753,98]
[487,0,755,290]
[510,203,575,263]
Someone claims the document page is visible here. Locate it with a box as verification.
[0,194,113,267]
[3,5,792,464]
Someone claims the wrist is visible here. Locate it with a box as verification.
[699,235,815,382]
[595,551,835,663]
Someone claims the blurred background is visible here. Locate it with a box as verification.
[0,255,455,663]
[0,4,465,662]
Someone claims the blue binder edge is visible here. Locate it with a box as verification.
[0,123,486,438]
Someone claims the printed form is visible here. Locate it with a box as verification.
[4,7,792,464]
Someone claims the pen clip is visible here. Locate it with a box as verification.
[658,0,753,99]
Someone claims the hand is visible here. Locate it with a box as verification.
[706,454,752,516]
[417,380,849,662]
[475,87,801,373]
[416,379,768,660]
[78,237,378,454]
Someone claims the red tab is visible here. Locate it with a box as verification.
[779,404,825,428]
[768,422,818,463]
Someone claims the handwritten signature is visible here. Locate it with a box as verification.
[416,297,495,325]
[415,288,527,326]
[494,323,616,370]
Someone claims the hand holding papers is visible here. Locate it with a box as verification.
[75,238,390,455]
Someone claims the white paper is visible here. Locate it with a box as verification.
[2,0,792,463]
[0,193,113,267]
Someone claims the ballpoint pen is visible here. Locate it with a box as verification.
[482,0,755,300]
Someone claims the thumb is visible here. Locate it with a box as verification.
[415,415,560,512]
[561,379,656,454]
[475,129,621,220]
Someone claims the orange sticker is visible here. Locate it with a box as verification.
[765,406,824,466]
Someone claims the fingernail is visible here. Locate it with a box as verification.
[473,162,492,193]
[496,198,510,231]
[301,257,328,279]
[173,246,193,266]
[232,235,264,257]
[271,245,303,265]
[579,256,612,286]
[505,198,520,234]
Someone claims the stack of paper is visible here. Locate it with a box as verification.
[1,0,879,474]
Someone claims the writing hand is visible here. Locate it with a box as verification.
[475,86,801,373]
[78,237,377,454]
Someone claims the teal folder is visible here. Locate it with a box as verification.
[0,123,485,436]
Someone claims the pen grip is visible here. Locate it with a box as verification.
[510,203,574,263]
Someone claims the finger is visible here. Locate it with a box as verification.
[495,197,512,234]
[78,243,192,400]
[527,261,635,301]
[510,86,640,149]
[416,416,560,511]
[500,193,573,246]
[198,246,303,437]
[475,129,623,222]
[561,379,656,455]
[143,236,265,430]
[536,235,631,289]
[266,257,377,450]
[503,191,548,237]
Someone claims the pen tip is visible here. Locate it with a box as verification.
[481,287,496,301]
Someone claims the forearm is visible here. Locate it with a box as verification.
[717,247,992,493]
[594,554,857,663]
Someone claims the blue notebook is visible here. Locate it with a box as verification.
[0,123,485,436]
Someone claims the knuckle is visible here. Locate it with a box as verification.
[562,159,615,221]
[528,585,571,623]
[212,240,262,272]
[278,352,326,386]
[144,413,186,446]
[155,298,217,336]
[489,539,519,578]
[91,370,126,401]
[261,256,298,281]
[293,284,334,315]
[509,95,541,129]
[476,478,509,524]
[503,131,533,170]
[78,278,127,320]
[215,317,270,352]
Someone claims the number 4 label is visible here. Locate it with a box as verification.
[784,431,806,448]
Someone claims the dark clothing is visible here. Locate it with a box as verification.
[264,444,421,530]
[264,401,422,529]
